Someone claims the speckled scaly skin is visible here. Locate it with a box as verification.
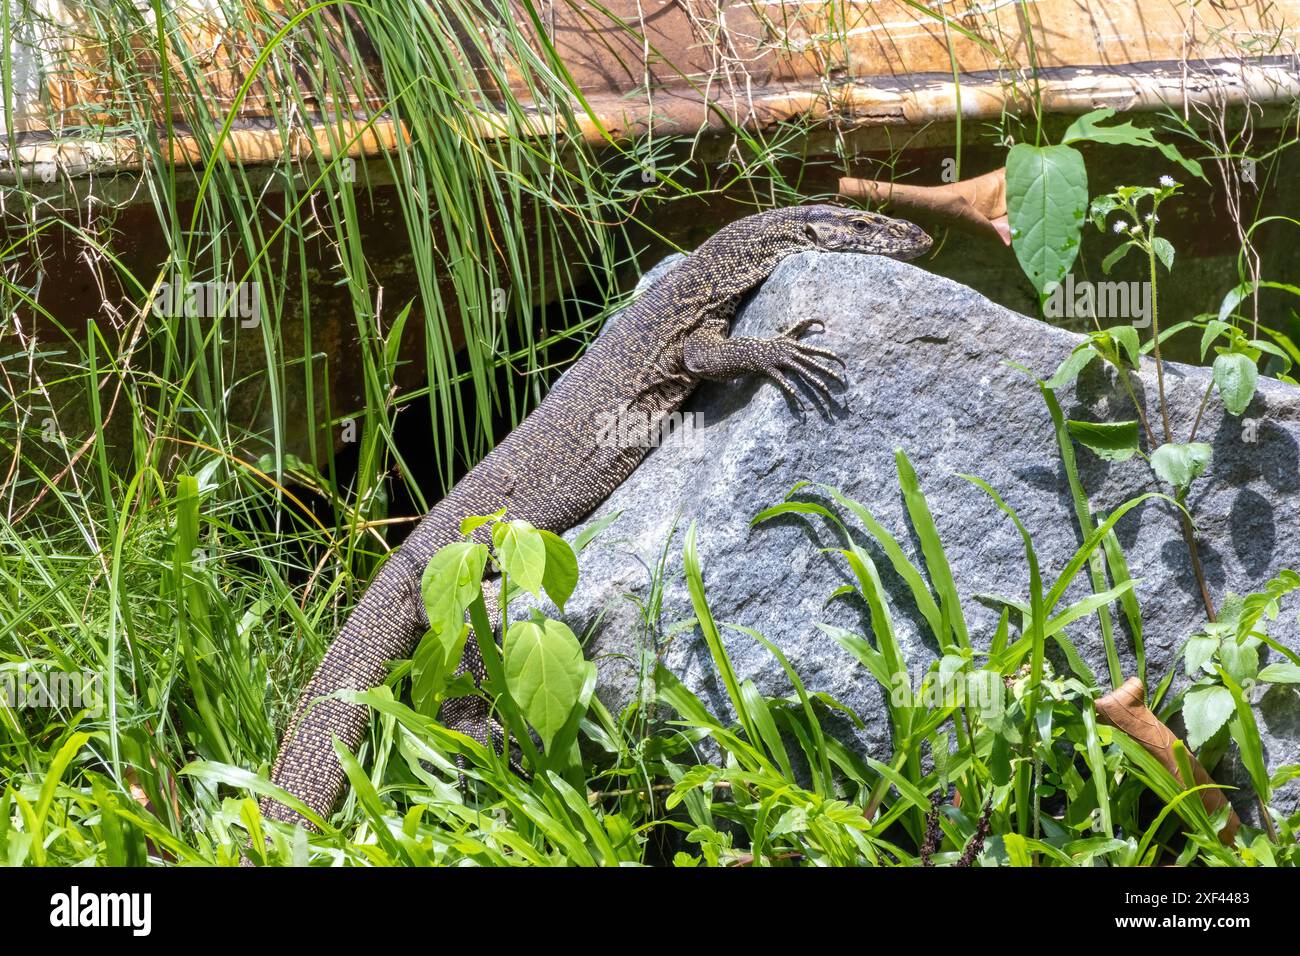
[261,205,932,831]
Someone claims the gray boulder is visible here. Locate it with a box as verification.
[547,252,1300,815]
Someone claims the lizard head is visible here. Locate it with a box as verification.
[798,205,932,260]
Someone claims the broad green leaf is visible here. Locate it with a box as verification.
[1061,108,1206,181]
[1152,237,1175,272]
[1183,634,1219,675]
[1200,319,1233,359]
[1250,338,1294,375]
[459,508,505,536]
[1271,765,1300,789]
[1218,279,1300,323]
[1150,442,1212,492]
[1007,144,1089,297]
[1045,347,1096,389]
[1066,419,1140,461]
[1101,241,1135,275]
[411,622,469,715]
[494,519,547,597]
[1219,283,1252,322]
[770,806,809,838]
[1109,325,1141,369]
[538,529,579,611]
[1259,662,1300,684]
[1212,352,1258,415]
[1219,636,1259,685]
[1182,684,1234,750]
[1003,832,1034,867]
[421,541,489,638]
[503,617,585,751]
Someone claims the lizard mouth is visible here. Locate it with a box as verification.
[897,227,934,260]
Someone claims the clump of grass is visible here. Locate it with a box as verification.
[6,438,1296,866]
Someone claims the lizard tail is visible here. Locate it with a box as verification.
[259,550,426,831]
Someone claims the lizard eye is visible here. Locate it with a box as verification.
[804,224,819,242]
[851,219,870,232]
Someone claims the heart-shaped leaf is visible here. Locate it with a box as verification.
[1150,442,1212,492]
[421,541,489,639]
[1007,144,1089,298]
[494,519,547,597]
[1213,352,1258,415]
[538,529,579,611]
[503,617,586,751]
[1183,684,1235,750]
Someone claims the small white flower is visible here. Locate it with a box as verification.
[1145,213,1158,223]
[1129,223,1143,235]
[1113,220,1127,233]
[1159,175,1177,188]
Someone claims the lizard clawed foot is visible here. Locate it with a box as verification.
[763,321,846,412]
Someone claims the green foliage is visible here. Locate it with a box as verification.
[1006,109,1203,299]
[1006,144,1088,298]
[1150,442,1213,494]
[1,0,1297,872]
[5,457,1300,866]
[1034,163,1300,848]
[1065,420,1140,462]
[1046,169,1296,668]
[503,616,589,753]
[1061,109,1206,182]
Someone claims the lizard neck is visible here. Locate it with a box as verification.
[683,212,808,305]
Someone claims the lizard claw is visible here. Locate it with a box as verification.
[781,317,824,338]
[762,322,846,413]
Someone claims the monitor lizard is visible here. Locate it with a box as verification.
[260,204,932,834]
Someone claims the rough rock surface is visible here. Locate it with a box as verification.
[539,252,1300,816]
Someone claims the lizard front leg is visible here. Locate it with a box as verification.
[682,317,845,410]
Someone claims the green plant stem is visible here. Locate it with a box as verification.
[864,750,909,823]
[1259,796,1278,842]
[1187,378,1216,444]
[1041,384,1123,689]
[1145,224,1215,623]
[1146,240,1174,444]
[1119,370,1158,449]
[1175,490,1217,622]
